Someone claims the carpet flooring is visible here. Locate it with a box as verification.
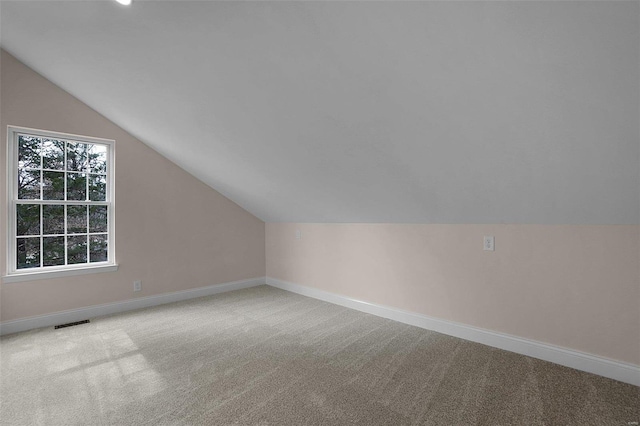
[0,285,638,425]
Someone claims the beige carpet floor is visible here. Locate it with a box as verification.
[0,285,638,425]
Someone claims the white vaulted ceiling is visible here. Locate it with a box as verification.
[1,1,638,224]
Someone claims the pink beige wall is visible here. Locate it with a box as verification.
[266,223,640,365]
[0,50,265,321]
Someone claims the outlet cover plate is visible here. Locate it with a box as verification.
[484,236,495,251]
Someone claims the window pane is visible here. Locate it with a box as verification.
[43,171,65,200]
[89,234,108,262]
[67,142,88,172]
[67,235,87,264]
[17,237,40,269]
[42,139,65,170]
[67,173,86,200]
[18,135,41,169]
[43,236,65,266]
[89,205,108,232]
[67,205,87,234]
[16,204,40,236]
[88,144,107,174]
[18,169,41,200]
[43,205,65,235]
[89,175,106,201]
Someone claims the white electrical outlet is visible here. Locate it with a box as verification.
[483,236,495,251]
[133,280,142,292]
[295,229,301,240]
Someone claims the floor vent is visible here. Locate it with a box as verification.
[54,319,90,329]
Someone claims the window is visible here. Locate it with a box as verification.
[5,126,116,282]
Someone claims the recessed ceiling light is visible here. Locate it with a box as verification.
[115,0,132,5]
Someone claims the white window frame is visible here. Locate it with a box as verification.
[3,126,117,283]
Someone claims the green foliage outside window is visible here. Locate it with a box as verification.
[14,134,110,270]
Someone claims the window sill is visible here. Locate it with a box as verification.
[2,264,119,283]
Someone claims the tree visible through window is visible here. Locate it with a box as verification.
[7,127,114,274]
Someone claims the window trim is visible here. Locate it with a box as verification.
[3,126,117,283]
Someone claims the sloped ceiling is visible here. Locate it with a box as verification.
[1,1,638,224]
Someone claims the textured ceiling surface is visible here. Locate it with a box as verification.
[1,1,638,224]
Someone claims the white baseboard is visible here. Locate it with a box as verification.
[0,277,266,336]
[266,277,640,387]
[3,275,636,386]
